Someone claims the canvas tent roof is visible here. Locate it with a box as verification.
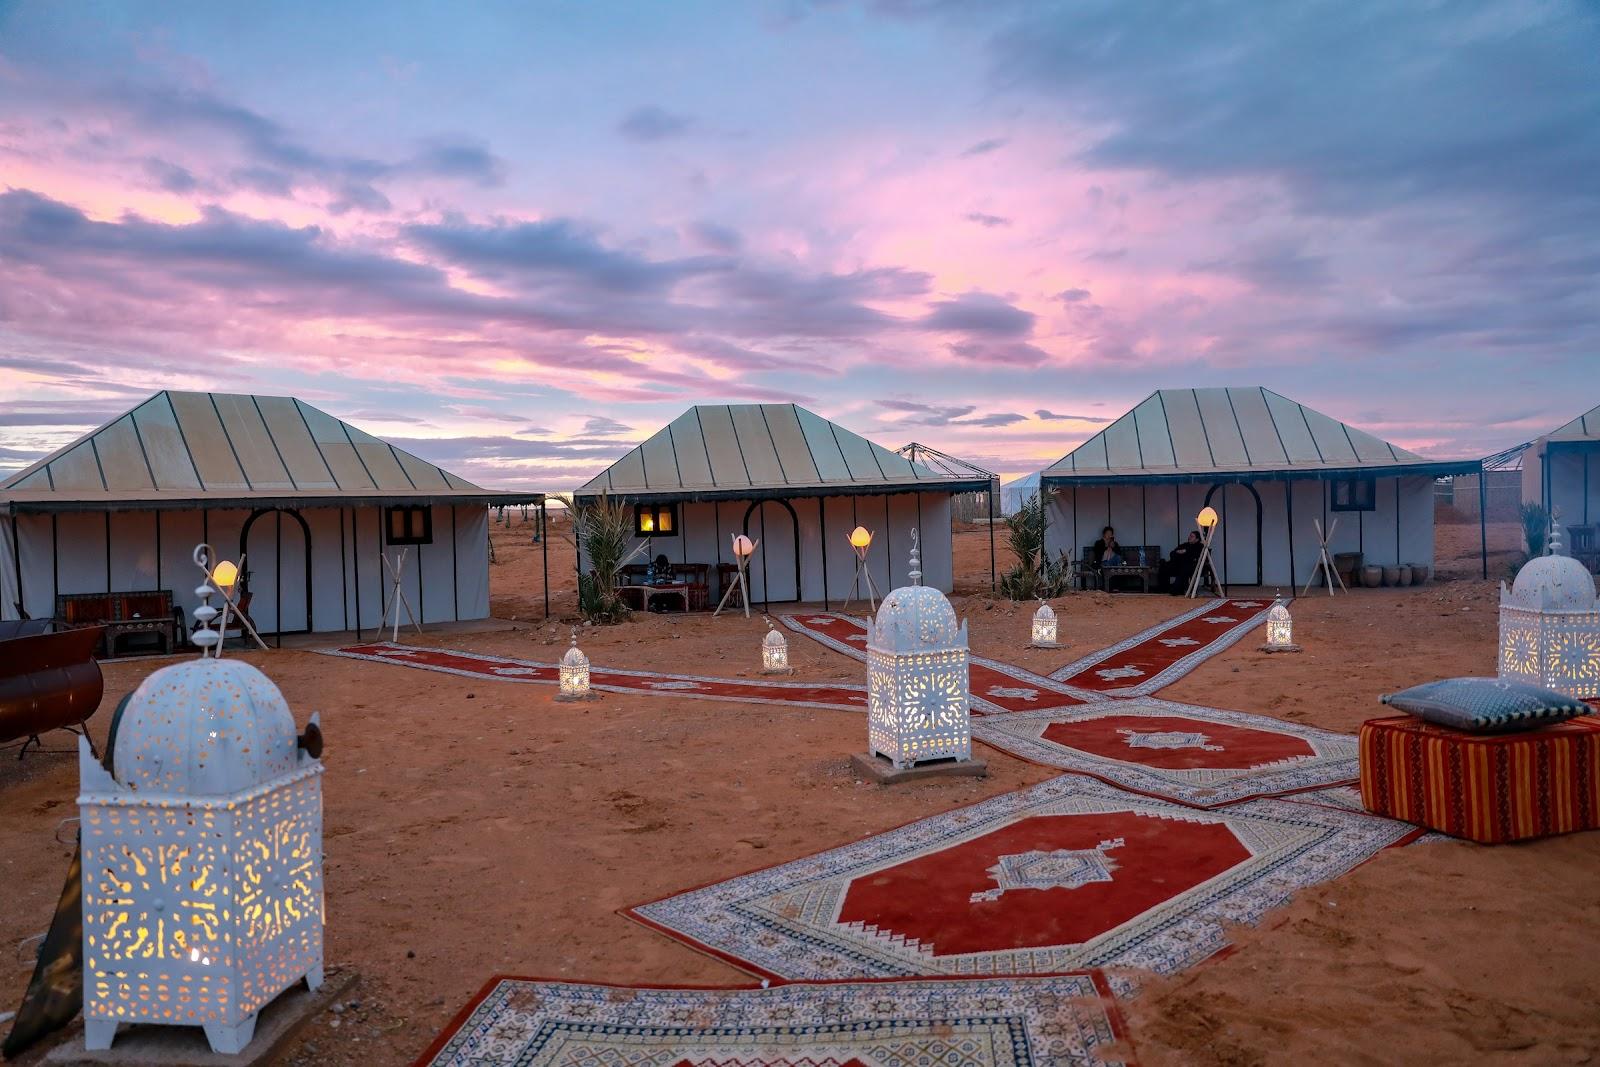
[574,404,993,504]
[1,390,543,513]
[1041,387,1480,487]
[1545,403,1600,444]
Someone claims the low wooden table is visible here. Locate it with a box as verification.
[620,583,692,613]
[1099,562,1156,593]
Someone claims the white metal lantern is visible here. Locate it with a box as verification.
[1030,601,1059,648]
[761,621,790,674]
[865,532,972,769]
[1263,597,1299,652]
[557,630,593,700]
[78,658,324,1055]
[1498,523,1600,698]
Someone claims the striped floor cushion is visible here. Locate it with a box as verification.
[1360,715,1600,843]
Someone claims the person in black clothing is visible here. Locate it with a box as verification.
[1159,531,1203,594]
[1092,526,1124,568]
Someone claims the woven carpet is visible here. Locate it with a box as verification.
[779,613,1094,713]
[970,696,1358,808]
[319,642,868,712]
[626,773,1413,983]
[415,973,1129,1067]
[1047,599,1273,694]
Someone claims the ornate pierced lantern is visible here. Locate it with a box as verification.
[761,621,790,674]
[77,658,324,1055]
[1499,524,1600,698]
[557,630,593,700]
[1030,601,1059,648]
[1263,597,1299,652]
[865,532,972,769]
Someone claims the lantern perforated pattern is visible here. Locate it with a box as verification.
[1498,552,1600,699]
[78,658,323,1054]
[866,586,972,769]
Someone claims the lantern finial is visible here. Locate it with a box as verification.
[1549,506,1564,556]
[908,528,921,586]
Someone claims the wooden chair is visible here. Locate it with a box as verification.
[671,563,712,611]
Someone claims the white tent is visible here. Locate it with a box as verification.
[1,391,543,640]
[1001,472,1041,515]
[574,404,991,604]
[1522,403,1600,530]
[1039,387,1480,588]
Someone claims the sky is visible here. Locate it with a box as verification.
[1,0,1597,489]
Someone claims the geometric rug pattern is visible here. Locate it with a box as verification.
[778,613,1094,713]
[1047,599,1274,695]
[970,696,1359,808]
[626,774,1415,984]
[320,641,871,712]
[415,973,1130,1067]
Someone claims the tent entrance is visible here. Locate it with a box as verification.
[742,500,800,607]
[1202,482,1263,587]
[239,507,312,637]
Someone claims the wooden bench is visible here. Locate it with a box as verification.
[55,590,186,658]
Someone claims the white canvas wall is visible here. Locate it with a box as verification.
[1542,446,1600,529]
[586,492,960,603]
[1045,475,1437,588]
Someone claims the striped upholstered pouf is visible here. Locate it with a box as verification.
[1360,715,1600,844]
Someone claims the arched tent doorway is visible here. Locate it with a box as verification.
[742,499,801,607]
[1202,482,1263,587]
[239,507,313,637]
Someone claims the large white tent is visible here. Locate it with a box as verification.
[1521,402,1600,530]
[1,391,543,639]
[1039,387,1480,588]
[1001,472,1041,515]
[573,404,991,604]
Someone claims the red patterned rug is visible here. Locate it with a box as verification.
[319,642,868,712]
[415,973,1130,1066]
[779,613,1093,713]
[626,773,1414,984]
[970,696,1358,808]
[1048,599,1273,694]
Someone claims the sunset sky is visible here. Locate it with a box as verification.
[2,1,1596,488]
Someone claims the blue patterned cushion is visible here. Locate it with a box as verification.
[1381,677,1592,733]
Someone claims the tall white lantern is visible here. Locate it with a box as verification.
[1030,601,1059,648]
[1498,525,1600,698]
[761,621,791,674]
[78,658,324,1055]
[557,630,593,700]
[865,533,972,769]
[1264,597,1299,652]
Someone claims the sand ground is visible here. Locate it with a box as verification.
[2,514,1595,1066]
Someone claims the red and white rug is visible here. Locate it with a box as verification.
[416,972,1129,1067]
[779,613,1095,713]
[319,642,869,712]
[970,696,1358,808]
[626,773,1414,984]
[1048,598,1272,695]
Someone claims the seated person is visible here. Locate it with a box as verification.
[1159,531,1203,594]
[1092,526,1124,568]
[649,553,673,585]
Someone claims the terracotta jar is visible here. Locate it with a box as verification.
[1382,566,1401,586]
[1361,565,1382,587]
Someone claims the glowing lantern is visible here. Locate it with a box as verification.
[1197,506,1219,529]
[844,526,881,610]
[1263,596,1300,652]
[211,559,239,592]
[733,534,755,558]
[1498,519,1600,698]
[849,526,872,550]
[557,630,593,700]
[865,531,973,769]
[1031,601,1059,648]
[761,620,791,674]
[78,658,324,1055]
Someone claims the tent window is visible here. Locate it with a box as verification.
[1330,478,1376,512]
[635,503,677,537]
[385,505,434,544]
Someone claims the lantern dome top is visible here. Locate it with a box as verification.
[872,585,963,650]
[111,658,300,796]
[561,633,589,667]
[1508,553,1598,612]
[763,625,787,649]
[1268,599,1291,622]
[1033,601,1056,623]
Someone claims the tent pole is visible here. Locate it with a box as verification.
[988,484,996,592]
[820,495,830,611]
[9,513,22,619]
[541,501,550,619]
[1479,467,1488,580]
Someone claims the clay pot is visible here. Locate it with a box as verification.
[1361,565,1382,588]
[1382,566,1401,587]
[1396,565,1413,587]
[1410,564,1430,586]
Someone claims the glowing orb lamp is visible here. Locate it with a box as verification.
[732,534,755,558]
[1197,506,1219,529]
[849,526,872,550]
[78,658,324,1055]
[211,559,239,592]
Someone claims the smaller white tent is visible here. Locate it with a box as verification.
[1001,472,1041,515]
[1522,402,1600,531]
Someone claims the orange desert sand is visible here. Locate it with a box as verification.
[3,518,1597,1066]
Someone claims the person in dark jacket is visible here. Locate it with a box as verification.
[1159,531,1203,594]
[1092,526,1124,567]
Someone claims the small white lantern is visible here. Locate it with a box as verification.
[556,630,593,701]
[78,658,324,1055]
[1263,596,1300,652]
[761,620,791,674]
[1499,521,1600,697]
[866,531,973,769]
[1030,601,1059,648]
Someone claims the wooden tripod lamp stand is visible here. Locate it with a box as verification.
[714,533,758,618]
[1185,506,1224,598]
[842,525,881,611]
